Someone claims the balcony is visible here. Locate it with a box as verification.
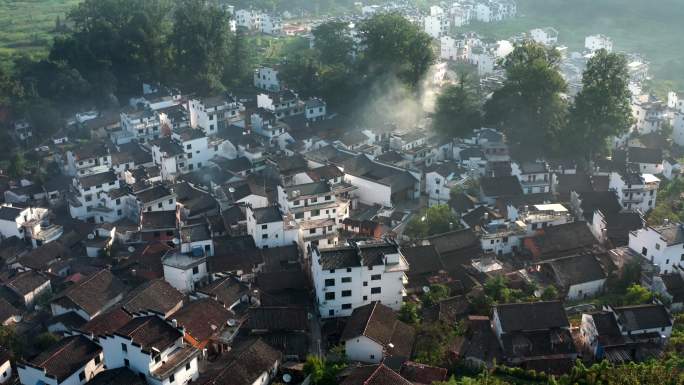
[34,224,64,244]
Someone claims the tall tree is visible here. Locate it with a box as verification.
[358,13,434,87]
[170,0,231,94]
[484,42,567,160]
[433,74,481,139]
[224,27,251,88]
[564,49,634,162]
[312,21,354,66]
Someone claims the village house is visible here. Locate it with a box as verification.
[340,301,416,367]
[162,250,208,293]
[608,170,659,213]
[246,205,298,249]
[51,269,126,321]
[628,222,684,274]
[311,239,409,318]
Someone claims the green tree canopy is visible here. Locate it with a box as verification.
[405,204,460,239]
[433,76,482,139]
[358,13,434,87]
[312,21,354,66]
[484,42,567,161]
[564,49,634,162]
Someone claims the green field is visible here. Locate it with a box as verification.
[0,0,81,64]
[457,0,684,92]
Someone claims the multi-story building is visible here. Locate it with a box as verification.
[585,34,613,53]
[311,239,409,318]
[629,222,684,275]
[511,161,551,194]
[120,108,161,143]
[256,90,302,119]
[68,170,137,223]
[246,205,298,249]
[17,335,103,385]
[100,314,200,385]
[188,95,243,135]
[609,170,659,212]
[278,181,352,249]
[254,66,282,91]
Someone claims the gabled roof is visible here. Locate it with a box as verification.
[525,221,597,259]
[494,301,569,333]
[136,184,173,204]
[115,315,181,352]
[340,364,413,385]
[79,307,133,337]
[575,191,622,221]
[246,306,308,331]
[544,253,606,286]
[78,170,117,189]
[399,361,448,385]
[628,146,663,164]
[5,270,49,296]
[24,335,101,382]
[122,279,184,316]
[87,368,147,385]
[195,339,282,385]
[480,176,522,197]
[251,206,282,224]
[341,302,415,359]
[173,298,233,342]
[54,269,126,318]
[0,205,21,221]
[141,210,177,230]
[614,303,672,331]
[197,276,248,307]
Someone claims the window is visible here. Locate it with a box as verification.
[311,209,320,216]
[656,243,661,250]
[187,152,193,159]
[186,362,191,370]
[85,195,93,202]
[346,267,352,272]
[79,371,85,381]
[192,266,199,274]
[186,144,192,150]
[325,195,331,201]
[158,202,163,208]
[325,292,335,300]
[666,259,670,265]
[311,197,318,203]
[363,295,368,301]
[371,287,381,294]
[371,274,381,280]
[363,281,368,287]
[170,374,175,383]
[325,278,335,287]
[342,303,352,309]
[117,209,122,216]
[293,200,300,205]
[329,309,334,316]
[95,355,101,364]
[122,343,127,352]
[641,247,648,256]
[342,290,352,297]
[124,359,130,367]
[370,354,375,360]
[169,199,173,204]
[342,277,352,283]
[295,212,304,219]
[155,355,161,363]
[116,198,121,205]
[329,269,335,273]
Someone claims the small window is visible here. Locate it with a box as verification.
[79,371,85,381]
[186,144,192,150]
[124,358,130,367]
[116,198,121,205]
[155,355,161,363]
[170,374,175,383]
[346,267,352,272]
[122,343,127,352]
[293,200,300,205]
[261,224,268,229]
[342,303,352,309]
[371,287,381,294]
[309,228,316,234]
[370,354,375,359]
[192,266,199,274]
[158,202,163,208]
[342,277,352,283]
[325,195,331,201]
[295,212,304,219]
[325,278,335,287]
[363,281,368,287]
[262,234,268,239]
[656,243,661,250]
[95,355,101,364]
[186,362,191,371]
[325,292,335,300]
[363,295,368,301]
[342,290,352,297]
[329,309,334,316]
[169,199,173,204]
[371,274,381,281]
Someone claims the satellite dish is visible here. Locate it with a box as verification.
[282,374,292,383]
[172,238,180,245]
[227,319,236,327]
[87,233,95,240]
[422,286,430,293]
[128,246,136,253]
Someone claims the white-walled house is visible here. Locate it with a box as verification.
[311,239,409,318]
[629,223,684,274]
[440,36,458,61]
[537,253,606,300]
[246,205,298,249]
[188,95,243,135]
[305,98,327,121]
[530,27,558,46]
[340,302,415,365]
[0,347,11,384]
[511,161,551,194]
[68,170,136,223]
[585,34,613,53]
[0,205,63,247]
[254,66,281,91]
[100,314,200,385]
[425,162,466,206]
[17,335,103,385]
[608,171,659,213]
[162,251,208,293]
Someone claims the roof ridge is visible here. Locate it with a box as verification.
[365,364,384,385]
[36,335,79,367]
[361,302,379,338]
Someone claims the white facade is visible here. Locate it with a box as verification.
[608,172,659,213]
[424,15,449,39]
[530,27,558,46]
[162,253,208,293]
[311,241,408,318]
[673,112,684,146]
[18,351,103,385]
[345,336,384,364]
[440,36,458,61]
[0,359,10,384]
[99,317,199,385]
[585,34,613,53]
[246,206,298,249]
[254,67,281,91]
[187,97,242,135]
[566,279,605,301]
[344,174,392,208]
[629,224,684,274]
